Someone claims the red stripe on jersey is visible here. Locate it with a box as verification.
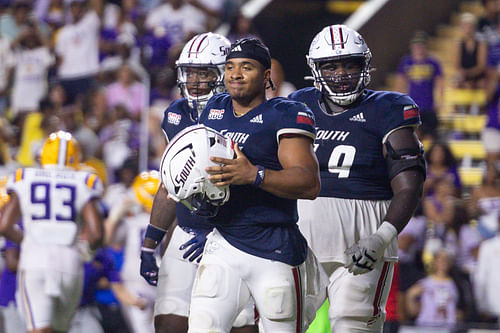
[403,108,419,120]
[292,267,302,333]
[297,115,314,126]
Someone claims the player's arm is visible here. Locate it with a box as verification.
[0,193,23,244]
[346,127,425,275]
[140,184,177,286]
[207,136,320,200]
[383,127,425,233]
[82,199,104,250]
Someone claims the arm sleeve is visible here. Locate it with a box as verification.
[382,94,421,142]
[275,102,316,143]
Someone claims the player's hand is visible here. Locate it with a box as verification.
[207,144,256,186]
[140,250,159,286]
[179,230,208,263]
[344,222,397,275]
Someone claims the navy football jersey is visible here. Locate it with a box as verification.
[289,88,421,200]
[161,98,212,231]
[199,93,316,266]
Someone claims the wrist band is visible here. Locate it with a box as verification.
[144,224,167,244]
[253,165,265,187]
[377,221,398,244]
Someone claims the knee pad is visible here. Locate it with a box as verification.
[188,309,223,333]
[261,280,295,320]
[192,264,226,298]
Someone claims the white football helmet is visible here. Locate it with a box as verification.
[307,24,372,106]
[160,124,234,217]
[176,32,231,114]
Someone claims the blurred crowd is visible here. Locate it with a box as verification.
[1,0,500,331]
[389,0,500,331]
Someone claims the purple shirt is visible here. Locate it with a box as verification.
[416,277,458,327]
[80,249,121,307]
[485,85,500,130]
[399,216,427,263]
[0,240,19,306]
[397,55,442,111]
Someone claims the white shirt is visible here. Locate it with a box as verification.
[474,235,500,316]
[55,11,100,79]
[0,37,13,91]
[10,46,54,113]
[145,3,206,45]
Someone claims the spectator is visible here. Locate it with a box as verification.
[452,13,487,93]
[423,177,458,251]
[8,21,53,118]
[60,103,99,160]
[266,58,296,99]
[477,0,500,44]
[144,0,206,47]
[424,142,462,196]
[105,63,147,121]
[227,12,260,43]
[395,30,444,140]
[0,0,32,41]
[398,215,427,292]
[0,34,12,116]
[474,212,500,326]
[481,76,500,168]
[406,249,460,328]
[468,163,500,238]
[54,0,100,104]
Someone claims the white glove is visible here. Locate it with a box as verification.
[344,222,397,275]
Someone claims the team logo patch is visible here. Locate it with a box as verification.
[296,111,314,126]
[403,105,419,120]
[167,112,181,125]
[208,109,225,120]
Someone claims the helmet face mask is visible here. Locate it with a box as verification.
[176,33,231,114]
[160,124,234,218]
[307,25,372,106]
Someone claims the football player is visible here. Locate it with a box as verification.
[139,32,258,333]
[105,171,161,333]
[0,131,104,333]
[289,25,426,332]
[189,37,327,333]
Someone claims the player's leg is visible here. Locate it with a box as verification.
[0,301,27,333]
[328,261,394,333]
[188,231,252,333]
[154,226,198,333]
[229,298,258,333]
[16,270,56,333]
[51,270,84,333]
[122,302,154,333]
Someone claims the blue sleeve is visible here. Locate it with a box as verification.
[276,101,316,141]
[383,94,421,138]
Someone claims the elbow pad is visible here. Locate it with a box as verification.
[385,140,426,180]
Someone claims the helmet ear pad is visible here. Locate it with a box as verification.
[160,124,234,217]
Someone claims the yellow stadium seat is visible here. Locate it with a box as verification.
[448,140,486,160]
[444,89,486,106]
[326,1,365,14]
[452,115,486,134]
[458,167,483,187]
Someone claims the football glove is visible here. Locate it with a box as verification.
[179,230,208,263]
[345,222,397,275]
[140,249,159,286]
